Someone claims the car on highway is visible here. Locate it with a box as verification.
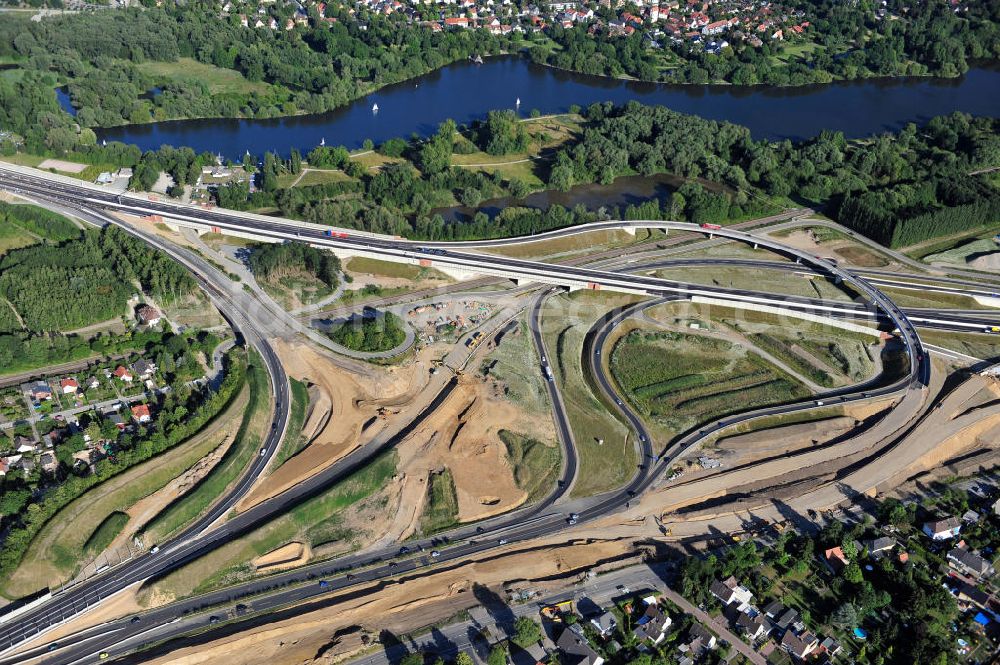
[260,447,268,456]
[209,615,221,624]
[389,562,398,569]
[318,580,329,588]
[498,539,508,545]
[150,545,160,554]
[100,653,109,660]
[431,550,441,558]
[130,616,141,624]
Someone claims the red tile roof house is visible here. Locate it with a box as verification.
[59,378,79,394]
[131,404,152,424]
[824,546,850,573]
[114,366,134,383]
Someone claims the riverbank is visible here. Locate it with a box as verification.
[93,58,1000,159]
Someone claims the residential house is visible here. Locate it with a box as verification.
[861,537,896,557]
[962,509,981,524]
[27,381,52,401]
[109,413,127,430]
[60,378,79,394]
[923,517,962,541]
[14,436,36,454]
[818,636,842,658]
[136,305,162,327]
[557,625,604,665]
[85,376,101,391]
[735,611,769,641]
[632,598,671,645]
[133,359,156,379]
[709,576,754,609]
[40,452,58,473]
[781,630,818,661]
[948,547,995,579]
[678,624,716,659]
[42,430,62,449]
[19,457,35,473]
[131,404,152,424]
[992,497,1000,516]
[114,366,134,383]
[955,580,990,610]
[590,610,617,637]
[763,601,799,635]
[824,546,850,572]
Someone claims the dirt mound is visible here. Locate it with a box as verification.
[718,416,858,454]
[253,542,312,571]
[969,251,1000,271]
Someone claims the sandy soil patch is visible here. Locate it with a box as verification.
[969,252,1000,271]
[712,416,858,464]
[141,538,635,665]
[392,377,552,525]
[238,340,434,511]
[253,542,312,572]
[37,158,87,173]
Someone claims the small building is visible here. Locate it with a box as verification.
[948,548,995,579]
[632,599,671,645]
[133,359,156,379]
[781,630,819,661]
[678,624,716,658]
[824,546,850,572]
[923,517,962,541]
[85,375,101,391]
[131,404,152,424]
[818,636,842,657]
[992,498,1000,516]
[59,378,79,394]
[962,509,981,524]
[136,305,162,327]
[590,610,616,637]
[114,366,134,383]
[710,576,754,609]
[556,626,604,665]
[861,537,896,556]
[736,611,769,640]
[27,381,52,401]
[764,601,799,634]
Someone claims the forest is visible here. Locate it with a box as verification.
[329,309,406,353]
[205,104,997,248]
[534,0,1000,86]
[247,240,342,288]
[0,225,195,333]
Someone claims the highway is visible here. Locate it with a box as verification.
[0,163,942,662]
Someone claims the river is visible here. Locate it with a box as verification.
[90,56,1000,159]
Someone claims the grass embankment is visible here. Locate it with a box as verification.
[142,358,270,545]
[878,286,994,311]
[610,328,809,439]
[141,452,397,601]
[479,318,552,417]
[260,272,334,310]
[346,256,447,281]
[920,330,1000,361]
[83,512,130,558]
[0,369,250,599]
[500,430,561,503]
[0,202,81,255]
[420,468,459,534]
[136,58,273,96]
[652,265,853,302]
[273,378,309,467]
[541,291,640,497]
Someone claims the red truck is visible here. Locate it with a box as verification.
[700,223,722,230]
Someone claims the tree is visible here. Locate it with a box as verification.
[454,653,474,665]
[843,562,864,584]
[487,645,507,665]
[512,616,542,648]
[400,653,424,665]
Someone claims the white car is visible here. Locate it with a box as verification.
[260,447,267,457]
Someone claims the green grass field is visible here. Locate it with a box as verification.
[541,291,640,497]
[83,512,130,558]
[0,222,38,255]
[273,378,309,467]
[499,430,561,503]
[479,318,552,417]
[610,328,809,437]
[420,468,459,534]
[136,58,272,96]
[345,256,441,281]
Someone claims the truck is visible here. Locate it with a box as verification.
[465,331,485,349]
[543,365,554,381]
[700,223,722,230]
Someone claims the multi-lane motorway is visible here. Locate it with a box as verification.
[0,162,963,663]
